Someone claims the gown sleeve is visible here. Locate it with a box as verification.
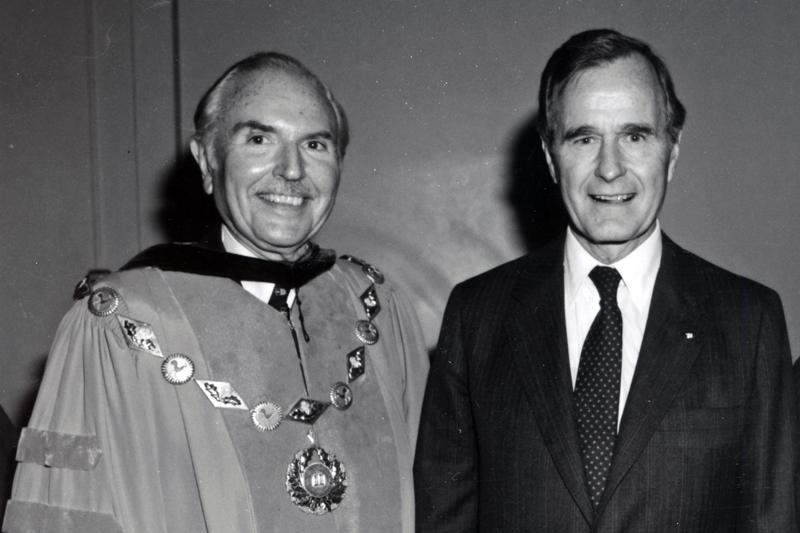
[385,284,430,451]
[4,292,169,533]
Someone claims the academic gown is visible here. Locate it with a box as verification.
[4,244,428,533]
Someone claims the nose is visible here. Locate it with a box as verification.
[595,141,625,181]
[275,144,303,181]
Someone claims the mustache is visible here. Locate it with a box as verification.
[255,183,314,198]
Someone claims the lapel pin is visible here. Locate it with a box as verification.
[685,333,694,339]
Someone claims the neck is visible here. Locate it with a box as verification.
[259,244,311,263]
[221,225,310,263]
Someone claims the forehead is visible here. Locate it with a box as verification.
[555,55,664,127]
[220,69,335,132]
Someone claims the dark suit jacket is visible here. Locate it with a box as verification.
[414,233,797,532]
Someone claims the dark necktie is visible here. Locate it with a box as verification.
[574,266,623,507]
[267,284,291,313]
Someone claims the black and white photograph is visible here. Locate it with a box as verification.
[1,1,799,531]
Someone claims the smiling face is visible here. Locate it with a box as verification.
[543,54,680,264]
[191,69,341,261]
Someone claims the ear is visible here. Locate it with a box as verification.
[666,131,682,183]
[541,139,558,184]
[190,137,215,195]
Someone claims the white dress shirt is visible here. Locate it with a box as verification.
[563,222,662,427]
[221,225,296,308]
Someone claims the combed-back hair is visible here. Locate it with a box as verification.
[538,29,686,146]
[193,52,350,160]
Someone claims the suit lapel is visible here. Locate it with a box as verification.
[504,238,595,524]
[597,234,711,514]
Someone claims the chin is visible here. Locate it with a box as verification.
[588,227,651,246]
[254,226,311,246]
[258,237,307,251]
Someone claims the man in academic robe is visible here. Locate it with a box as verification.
[414,29,797,532]
[4,52,428,533]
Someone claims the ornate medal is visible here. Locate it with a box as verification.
[195,380,249,410]
[330,382,353,410]
[161,353,195,384]
[346,346,365,382]
[88,287,119,316]
[360,284,381,320]
[286,447,347,515]
[287,398,329,424]
[363,264,385,285]
[354,320,379,345]
[251,402,283,431]
[117,315,164,357]
[339,255,385,284]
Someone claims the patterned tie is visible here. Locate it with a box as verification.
[574,266,623,507]
[267,284,291,313]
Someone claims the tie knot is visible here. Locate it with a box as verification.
[589,266,621,303]
[268,284,292,311]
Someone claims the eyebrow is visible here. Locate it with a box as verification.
[561,123,658,141]
[620,123,657,136]
[231,120,276,135]
[305,130,335,141]
[562,126,596,142]
[230,120,335,143]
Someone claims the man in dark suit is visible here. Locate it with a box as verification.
[414,29,798,532]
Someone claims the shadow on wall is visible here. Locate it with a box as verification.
[506,112,568,253]
[16,353,47,431]
[155,150,221,243]
[414,110,567,352]
[4,353,43,512]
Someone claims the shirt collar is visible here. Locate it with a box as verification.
[221,225,259,258]
[564,221,662,311]
[221,226,300,307]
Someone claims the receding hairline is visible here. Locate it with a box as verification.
[215,68,338,136]
[547,51,674,143]
[538,30,686,147]
[193,52,350,160]
[550,54,668,129]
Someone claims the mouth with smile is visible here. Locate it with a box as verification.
[590,193,635,204]
[257,193,307,207]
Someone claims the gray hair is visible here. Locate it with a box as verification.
[193,52,350,160]
[538,29,686,146]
